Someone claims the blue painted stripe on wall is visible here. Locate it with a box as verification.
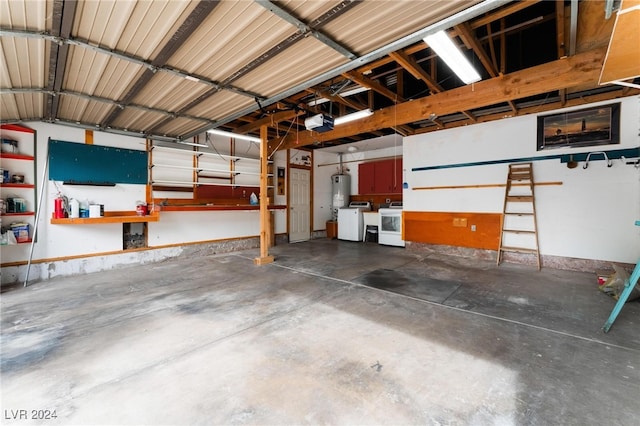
[411,147,639,172]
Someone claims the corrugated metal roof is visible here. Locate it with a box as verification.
[56,94,111,124]
[169,1,294,81]
[111,107,168,132]
[152,116,207,137]
[3,0,534,141]
[0,0,49,30]
[132,73,210,112]
[2,92,44,120]
[324,0,475,54]
[233,37,348,96]
[1,37,48,87]
[186,91,257,120]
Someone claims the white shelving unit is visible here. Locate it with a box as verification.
[149,141,272,200]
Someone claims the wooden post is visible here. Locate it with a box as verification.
[254,125,274,265]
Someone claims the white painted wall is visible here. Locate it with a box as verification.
[403,96,640,264]
[1,122,288,284]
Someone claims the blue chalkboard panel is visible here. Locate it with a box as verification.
[48,139,147,184]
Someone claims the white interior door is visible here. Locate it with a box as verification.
[289,168,311,242]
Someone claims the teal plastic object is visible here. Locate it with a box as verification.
[602,220,640,332]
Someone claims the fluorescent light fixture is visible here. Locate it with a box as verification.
[207,128,261,143]
[308,86,371,106]
[334,109,373,125]
[184,75,200,83]
[307,97,329,107]
[178,141,209,148]
[424,31,481,84]
[340,86,370,97]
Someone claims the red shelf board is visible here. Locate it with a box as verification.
[0,153,34,161]
[0,183,35,188]
[0,124,35,133]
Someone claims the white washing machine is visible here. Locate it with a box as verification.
[337,201,371,241]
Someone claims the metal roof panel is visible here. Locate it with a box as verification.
[131,73,212,112]
[73,0,195,57]
[110,107,168,134]
[152,116,207,137]
[1,92,45,120]
[0,0,50,31]
[322,0,482,55]
[62,45,143,99]
[232,37,347,97]
[0,37,48,88]
[167,1,296,82]
[185,91,256,122]
[57,93,113,124]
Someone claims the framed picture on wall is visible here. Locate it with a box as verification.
[536,102,620,150]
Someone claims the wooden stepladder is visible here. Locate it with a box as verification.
[497,163,541,270]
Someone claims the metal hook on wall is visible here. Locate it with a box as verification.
[583,151,612,169]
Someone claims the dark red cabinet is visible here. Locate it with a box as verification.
[358,158,402,194]
[358,161,376,194]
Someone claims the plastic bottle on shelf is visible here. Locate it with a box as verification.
[69,198,79,218]
[79,199,89,218]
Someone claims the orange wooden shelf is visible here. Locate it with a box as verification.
[50,210,160,224]
[157,204,286,212]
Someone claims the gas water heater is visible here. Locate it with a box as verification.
[331,174,350,221]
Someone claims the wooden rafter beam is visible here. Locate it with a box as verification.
[470,0,542,29]
[388,51,443,93]
[234,109,304,134]
[358,0,542,75]
[462,111,477,122]
[556,0,566,58]
[390,49,476,124]
[269,47,606,153]
[500,18,506,74]
[455,23,498,78]
[414,87,637,135]
[343,70,405,103]
[454,22,507,118]
[314,89,363,110]
[486,22,498,72]
[556,0,567,105]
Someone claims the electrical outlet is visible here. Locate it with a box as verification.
[471,224,476,232]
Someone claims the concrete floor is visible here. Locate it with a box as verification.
[1,239,639,425]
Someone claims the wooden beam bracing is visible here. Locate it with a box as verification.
[343,70,405,103]
[455,23,499,78]
[270,47,607,153]
[234,109,304,134]
[412,87,636,135]
[388,51,443,94]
